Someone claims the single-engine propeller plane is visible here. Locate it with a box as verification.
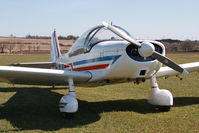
[0,22,199,117]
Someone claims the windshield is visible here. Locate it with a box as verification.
[85,26,122,46]
[69,25,132,55]
[84,25,132,52]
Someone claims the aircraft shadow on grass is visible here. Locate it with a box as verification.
[0,87,199,132]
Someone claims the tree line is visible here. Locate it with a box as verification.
[0,43,40,54]
[158,39,199,52]
[0,38,198,54]
[25,34,79,40]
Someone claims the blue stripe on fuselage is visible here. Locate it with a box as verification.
[73,55,121,66]
[59,103,67,106]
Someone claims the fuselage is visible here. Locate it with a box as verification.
[58,39,165,85]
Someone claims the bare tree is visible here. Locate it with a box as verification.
[181,40,195,52]
[7,44,15,54]
[0,44,7,53]
[36,45,40,52]
[33,45,36,51]
[169,43,179,52]
[28,45,32,53]
[19,44,24,54]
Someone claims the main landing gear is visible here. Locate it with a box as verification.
[59,78,78,118]
[58,76,172,118]
[148,75,173,112]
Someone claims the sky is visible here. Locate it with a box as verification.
[0,0,199,40]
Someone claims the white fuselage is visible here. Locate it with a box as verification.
[57,40,165,84]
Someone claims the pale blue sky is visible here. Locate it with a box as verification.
[0,0,199,40]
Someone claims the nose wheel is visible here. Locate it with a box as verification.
[149,75,173,111]
[156,106,171,112]
[61,112,75,119]
[59,78,78,118]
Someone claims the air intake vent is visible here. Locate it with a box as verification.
[140,70,146,76]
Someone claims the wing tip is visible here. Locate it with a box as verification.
[182,69,189,75]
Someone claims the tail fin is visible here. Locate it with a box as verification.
[50,29,62,62]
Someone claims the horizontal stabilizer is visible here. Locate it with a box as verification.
[9,62,56,69]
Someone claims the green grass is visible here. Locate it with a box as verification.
[0,53,199,133]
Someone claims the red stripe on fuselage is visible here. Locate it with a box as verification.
[59,105,65,108]
[64,64,109,71]
[54,31,60,57]
[64,63,72,68]
[73,64,109,71]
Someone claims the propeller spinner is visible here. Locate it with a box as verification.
[102,21,189,75]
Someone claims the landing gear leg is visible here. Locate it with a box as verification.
[148,75,173,112]
[59,78,78,118]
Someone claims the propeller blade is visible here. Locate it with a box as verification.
[102,21,189,75]
[152,51,189,75]
[102,21,141,47]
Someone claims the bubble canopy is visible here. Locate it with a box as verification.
[69,25,132,54]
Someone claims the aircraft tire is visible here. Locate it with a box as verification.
[157,106,171,112]
[62,112,75,119]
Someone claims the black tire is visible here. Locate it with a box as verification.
[156,106,171,112]
[62,112,75,119]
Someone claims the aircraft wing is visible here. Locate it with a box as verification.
[9,62,56,68]
[156,62,199,78]
[0,66,91,85]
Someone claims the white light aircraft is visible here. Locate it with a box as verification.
[0,22,199,118]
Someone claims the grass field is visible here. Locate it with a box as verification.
[0,54,199,133]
